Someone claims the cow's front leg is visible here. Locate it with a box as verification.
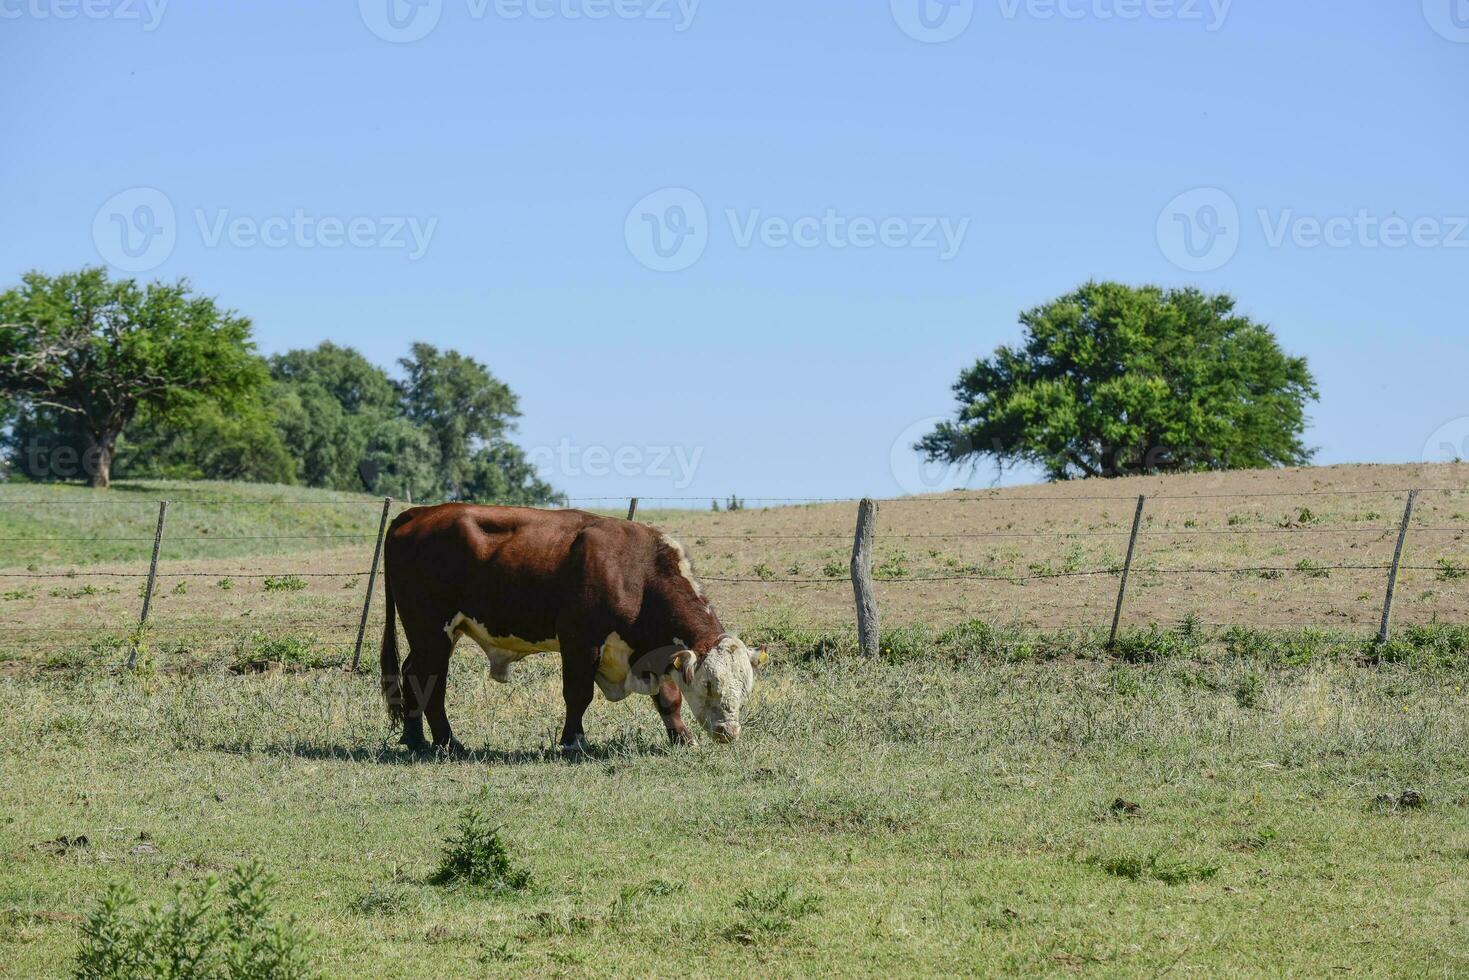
[559,647,597,756]
[653,680,696,746]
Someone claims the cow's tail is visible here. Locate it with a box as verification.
[380,560,404,724]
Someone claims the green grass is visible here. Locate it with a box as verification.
[4,649,1469,976]
[0,480,391,567]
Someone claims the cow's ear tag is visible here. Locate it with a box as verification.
[752,646,769,670]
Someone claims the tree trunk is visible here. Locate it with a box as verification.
[85,430,117,489]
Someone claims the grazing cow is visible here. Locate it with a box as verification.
[379,504,764,755]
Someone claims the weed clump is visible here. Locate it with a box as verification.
[431,806,531,894]
[1085,852,1218,885]
[74,861,315,979]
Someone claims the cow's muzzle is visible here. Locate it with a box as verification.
[711,721,741,744]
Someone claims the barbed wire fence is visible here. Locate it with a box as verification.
[0,486,1464,670]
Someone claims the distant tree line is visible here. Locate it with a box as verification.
[0,267,561,504]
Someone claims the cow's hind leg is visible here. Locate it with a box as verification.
[400,626,464,757]
[653,680,696,746]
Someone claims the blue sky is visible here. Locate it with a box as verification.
[3,0,1466,501]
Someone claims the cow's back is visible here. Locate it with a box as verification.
[384,504,648,643]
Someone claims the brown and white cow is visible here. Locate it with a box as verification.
[380,504,763,755]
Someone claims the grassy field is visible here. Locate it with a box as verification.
[3,467,1468,976]
[5,637,1469,976]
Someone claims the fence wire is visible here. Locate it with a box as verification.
[0,486,1464,664]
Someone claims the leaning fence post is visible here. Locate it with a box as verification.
[1377,489,1419,646]
[138,500,168,626]
[627,497,639,521]
[1108,494,1147,650]
[129,500,168,669]
[851,498,880,657]
[352,496,394,672]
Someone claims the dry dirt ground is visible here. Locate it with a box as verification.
[1,463,1465,671]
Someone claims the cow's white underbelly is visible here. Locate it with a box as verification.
[444,614,641,696]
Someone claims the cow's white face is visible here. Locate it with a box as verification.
[675,636,763,743]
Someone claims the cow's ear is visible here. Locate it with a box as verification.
[671,650,696,686]
[749,646,768,670]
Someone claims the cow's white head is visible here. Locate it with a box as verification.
[671,636,764,743]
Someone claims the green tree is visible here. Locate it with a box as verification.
[398,343,559,504]
[919,282,1318,481]
[115,399,296,485]
[268,343,441,495]
[0,268,266,488]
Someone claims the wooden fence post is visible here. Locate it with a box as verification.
[1108,495,1147,650]
[352,497,394,672]
[138,500,168,626]
[1377,489,1419,646]
[129,500,169,669]
[627,498,639,521]
[851,498,880,657]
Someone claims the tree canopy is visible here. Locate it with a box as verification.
[919,282,1319,481]
[0,269,561,505]
[0,268,265,487]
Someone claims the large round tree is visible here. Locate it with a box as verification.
[919,282,1318,481]
[0,268,266,488]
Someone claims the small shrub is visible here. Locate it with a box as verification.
[431,806,531,894]
[879,625,928,664]
[3,589,36,601]
[216,578,234,591]
[752,562,776,582]
[1436,558,1467,582]
[725,885,822,941]
[74,861,316,979]
[1233,670,1264,710]
[873,553,909,581]
[821,560,844,579]
[1295,559,1330,579]
[1085,852,1218,885]
[263,575,307,593]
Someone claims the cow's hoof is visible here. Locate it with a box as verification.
[559,738,588,759]
[399,732,434,756]
[435,738,469,759]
